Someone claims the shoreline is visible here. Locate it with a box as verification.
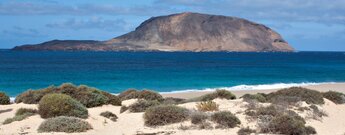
[8,82,345,101]
[161,82,345,99]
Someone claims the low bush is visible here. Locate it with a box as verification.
[305,126,317,134]
[128,100,160,112]
[38,116,92,133]
[190,112,208,124]
[3,113,34,124]
[267,114,316,135]
[211,111,240,128]
[196,101,219,112]
[256,105,279,117]
[162,97,185,105]
[0,109,12,114]
[15,86,56,104]
[200,89,236,101]
[118,89,139,100]
[322,91,345,104]
[118,89,163,101]
[241,93,267,103]
[308,105,327,120]
[138,90,163,101]
[15,108,37,116]
[251,105,301,119]
[100,111,118,122]
[266,87,324,104]
[0,92,10,105]
[38,94,88,119]
[15,83,121,107]
[100,91,121,106]
[3,108,37,124]
[198,121,213,129]
[144,105,189,126]
[120,106,128,113]
[56,84,113,107]
[237,127,256,135]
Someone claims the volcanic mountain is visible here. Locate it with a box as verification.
[13,12,294,52]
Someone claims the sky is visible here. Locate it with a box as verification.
[0,0,345,51]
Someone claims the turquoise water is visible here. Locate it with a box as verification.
[1,50,345,96]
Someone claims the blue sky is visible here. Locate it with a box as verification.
[0,0,345,51]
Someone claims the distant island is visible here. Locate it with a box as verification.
[12,12,294,52]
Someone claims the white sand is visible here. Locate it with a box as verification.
[0,83,345,135]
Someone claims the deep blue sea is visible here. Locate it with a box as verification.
[1,50,345,97]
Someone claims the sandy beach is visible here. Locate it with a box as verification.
[162,82,345,99]
[0,82,344,135]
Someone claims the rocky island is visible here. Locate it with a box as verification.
[12,12,294,52]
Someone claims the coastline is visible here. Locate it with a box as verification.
[8,82,345,102]
[161,82,345,99]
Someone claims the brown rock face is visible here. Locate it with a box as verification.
[13,12,294,52]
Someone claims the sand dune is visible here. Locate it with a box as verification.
[0,83,345,135]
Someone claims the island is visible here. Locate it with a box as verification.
[12,12,294,52]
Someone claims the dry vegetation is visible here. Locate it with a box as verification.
[144,105,189,126]
[100,111,118,122]
[3,108,37,124]
[0,92,10,105]
[38,116,92,133]
[196,100,219,112]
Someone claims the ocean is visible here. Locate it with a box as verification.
[1,50,345,97]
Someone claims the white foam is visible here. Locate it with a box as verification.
[159,82,335,94]
[10,97,15,103]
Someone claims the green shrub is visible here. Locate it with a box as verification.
[190,112,208,124]
[266,87,324,104]
[200,89,236,101]
[238,127,256,135]
[129,100,160,112]
[100,111,118,122]
[38,94,88,119]
[144,105,189,126]
[211,111,240,128]
[241,93,267,103]
[0,92,10,105]
[3,108,37,124]
[59,84,108,108]
[322,91,345,104]
[196,101,219,112]
[267,114,315,135]
[15,83,120,107]
[38,116,92,133]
